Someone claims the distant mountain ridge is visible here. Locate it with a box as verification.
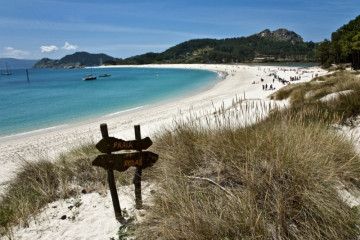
[33,28,316,68]
[0,58,39,69]
[33,52,114,68]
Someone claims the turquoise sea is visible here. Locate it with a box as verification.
[0,67,219,137]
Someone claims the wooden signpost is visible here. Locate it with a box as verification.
[134,125,143,209]
[92,151,159,172]
[92,123,158,220]
[96,136,153,153]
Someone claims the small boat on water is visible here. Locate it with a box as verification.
[83,67,96,81]
[83,74,97,81]
[1,71,11,76]
[99,73,111,77]
[1,63,11,76]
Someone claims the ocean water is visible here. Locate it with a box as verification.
[0,67,219,137]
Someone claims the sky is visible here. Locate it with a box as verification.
[0,0,359,60]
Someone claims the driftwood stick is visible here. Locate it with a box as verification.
[186,176,235,197]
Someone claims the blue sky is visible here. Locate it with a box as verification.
[0,0,359,60]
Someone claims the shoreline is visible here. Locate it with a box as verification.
[0,64,327,193]
[0,66,221,140]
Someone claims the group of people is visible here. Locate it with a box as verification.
[256,67,320,91]
[290,76,301,81]
[262,83,275,90]
[269,73,291,86]
[258,70,295,90]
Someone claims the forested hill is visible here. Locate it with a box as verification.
[112,28,316,65]
[316,15,360,70]
[30,16,360,69]
[34,29,316,68]
[33,52,114,68]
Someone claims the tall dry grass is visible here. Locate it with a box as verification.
[134,71,360,239]
[271,71,360,126]
[135,107,360,239]
[0,141,133,237]
[272,71,360,106]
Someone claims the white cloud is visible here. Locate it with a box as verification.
[62,42,78,50]
[40,45,59,53]
[3,47,30,59]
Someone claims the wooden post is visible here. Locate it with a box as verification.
[133,125,143,209]
[100,123,122,220]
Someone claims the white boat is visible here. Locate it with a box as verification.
[99,73,111,77]
[83,67,96,80]
[83,74,97,81]
[1,63,11,75]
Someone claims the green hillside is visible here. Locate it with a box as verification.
[113,29,316,65]
[34,29,317,68]
[315,15,360,69]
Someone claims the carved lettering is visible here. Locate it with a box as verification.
[96,137,152,153]
[113,141,135,150]
[124,159,143,167]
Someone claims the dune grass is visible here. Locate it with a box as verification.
[133,71,360,239]
[135,108,360,239]
[1,70,360,239]
[271,71,360,104]
[0,141,133,237]
[271,71,360,125]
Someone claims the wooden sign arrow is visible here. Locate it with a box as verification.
[92,151,159,172]
[96,136,153,153]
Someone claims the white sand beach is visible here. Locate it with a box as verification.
[0,64,328,239]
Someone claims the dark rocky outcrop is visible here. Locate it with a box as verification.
[258,28,303,43]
